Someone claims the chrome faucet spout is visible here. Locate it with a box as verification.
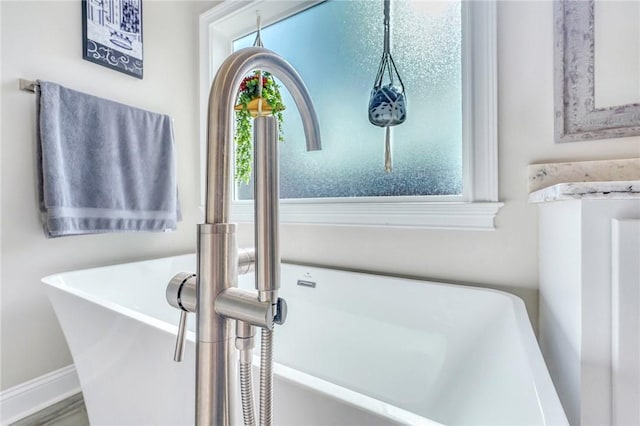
[205,47,321,225]
[185,46,322,425]
[166,47,320,425]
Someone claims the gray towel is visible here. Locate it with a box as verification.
[36,80,181,238]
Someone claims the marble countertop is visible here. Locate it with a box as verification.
[528,158,639,193]
[529,180,640,203]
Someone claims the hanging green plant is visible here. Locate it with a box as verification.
[234,71,285,184]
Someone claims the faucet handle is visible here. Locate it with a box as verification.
[174,310,189,362]
[173,311,189,362]
[166,272,196,362]
[166,272,196,311]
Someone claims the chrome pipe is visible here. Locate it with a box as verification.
[195,46,322,426]
[238,247,256,276]
[196,223,237,425]
[166,249,255,317]
[236,321,256,426]
[253,116,280,304]
[235,321,255,363]
[253,114,281,426]
[215,288,274,329]
[205,47,322,225]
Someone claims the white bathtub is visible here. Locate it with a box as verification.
[43,254,567,426]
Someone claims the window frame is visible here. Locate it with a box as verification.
[199,0,502,230]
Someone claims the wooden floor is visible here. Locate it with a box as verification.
[10,394,89,426]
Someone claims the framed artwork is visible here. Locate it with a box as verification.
[554,0,640,142]
[82,0,143,79]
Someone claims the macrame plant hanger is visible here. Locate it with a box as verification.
[368,0,407,172]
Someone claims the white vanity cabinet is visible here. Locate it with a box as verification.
[532,181,640,426]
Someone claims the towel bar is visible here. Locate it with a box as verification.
[20,79,39,93]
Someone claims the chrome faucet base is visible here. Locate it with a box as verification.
[196,339,236,425]
[196,223,237,424]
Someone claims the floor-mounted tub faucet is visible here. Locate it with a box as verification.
[166,47,321,426]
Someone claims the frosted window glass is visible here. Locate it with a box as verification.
[233,0,461,200]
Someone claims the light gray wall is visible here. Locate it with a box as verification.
[0,0,215,391]
[1,0,639,393]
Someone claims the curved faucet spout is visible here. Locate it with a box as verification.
[205,47,322,225]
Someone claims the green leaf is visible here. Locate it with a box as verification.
[233,72,286,183]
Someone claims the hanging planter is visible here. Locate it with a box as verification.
[368,0,407,173]
[234,71,285,184]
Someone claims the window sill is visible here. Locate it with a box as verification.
[227,200,504,230]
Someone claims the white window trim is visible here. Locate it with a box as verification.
[199,0,503,230]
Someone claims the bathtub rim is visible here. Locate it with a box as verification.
[42,253,568,425]
[279,261,569,426]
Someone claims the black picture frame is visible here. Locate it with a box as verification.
[81,0,143,79]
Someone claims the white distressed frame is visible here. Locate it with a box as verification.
[554,0,640,142]
[199,0,502,230]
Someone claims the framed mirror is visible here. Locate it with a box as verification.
[554,0,640,142]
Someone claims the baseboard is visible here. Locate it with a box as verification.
[0,365,80,424]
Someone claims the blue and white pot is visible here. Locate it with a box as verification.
[368,84,407,127]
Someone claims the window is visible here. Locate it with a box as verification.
[200,0,502,229]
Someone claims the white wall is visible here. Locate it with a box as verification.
[0,0,215,391]
[1,0,639,398]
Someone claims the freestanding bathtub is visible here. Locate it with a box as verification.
[43,254,567,426]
